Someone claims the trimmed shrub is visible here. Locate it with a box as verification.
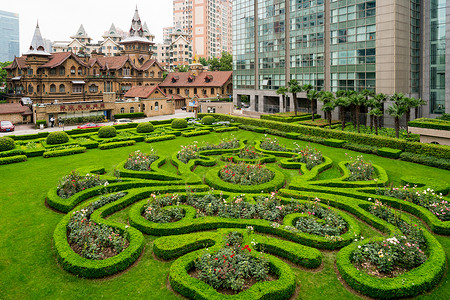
[400,152,450,170]
[377,147,402,158]
[201,115,215,125]
[214,126,238,133]
[113,112,145,119]
[46,132,69,145]
[181,130,210,137]
[98,140,135,150]
[136,122,154,133]
[172,118,188,129]
[145,135,176,143]
[0,137,15,151]
[409,118,450,131]
[35,120,47,128]
[98,126,117,138]
[342,143,378,154]
[0,155,27,165]
[0,148,25,157]
[43,147,86,158]
[323,139,346,148]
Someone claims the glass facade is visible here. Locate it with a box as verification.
[410,0,420,94]
[329,0,376,92]
[0,10,19,62]
[429,0,446,114]
[233,0,255,89]
[289,0,325,90]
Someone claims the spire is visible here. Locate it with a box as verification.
[133,6,140,22]
[103,23,121,39]
[25,21,51,56]
[71,24,91,40]
[109,23,117,33]
[120,7,153,45]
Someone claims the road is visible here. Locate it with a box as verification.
[1,110,195,137]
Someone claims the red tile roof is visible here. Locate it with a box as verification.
[124,85,166,98]
[5,57,28,69]
[139,59,164,71]
[159,71,232,87]
[0,103,32,115]
[90,56,133,70]
[40,52,87,68]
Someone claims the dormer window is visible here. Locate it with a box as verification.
[205,75,213,83]
[188,75,194,82]
[171,76,179,83]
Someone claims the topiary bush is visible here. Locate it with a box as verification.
[171,119,188,129]
[201,115,216,125]
[46,132,69,145]
[98,126,117,138]
[0,137,15,151]
[136,122,154,133]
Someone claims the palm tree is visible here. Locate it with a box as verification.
[373,93,388,130]
[368,108,383,135]
[319,91,335,127]
[288,79,302,116]
[307,89,320,121]
[334,96,351,131]
[350,93,366,133]
[402,97,416,137]
[276,86,288,112]
[387,103,407,138]
[360,89,375,129]
[322,100,336,129]
[302,84,313,114]
[411,98,426,119]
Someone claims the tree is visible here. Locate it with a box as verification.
[307,89,320,121]
[177,65,189,72]
[0,61,12,86]
[219,52,232,71]
[318,91,335,128]
[199,57,208,66]
[387,103,407,139]
[334,96,351,131]
[350,93,366,133]
[411,97,426,119]
[360,89,375,129]
[276,87,288,112]
[368,108,383,135]
[288,79,302,116]
[208,57,220,71]
[373,93,388,130]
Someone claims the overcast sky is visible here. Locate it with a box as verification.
[2,0,173,55]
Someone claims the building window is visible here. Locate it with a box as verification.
[73,85,82,93]
[150,71,154,77]
[130,107,135,113]
[37,85,40,93]
[123,68,130,76]
[211,88,214,94]
[28,84,34,93]
[27,68,33,76]
[155,101,159,112]
[78,68,83,75]
[50,84,56,93]
[70,67,76,75]
[50,69,56,75]
[185,89,190,96]
[207,107,216,113]
[59,67,65,75]
[120,108,125,113]
[59,84,65,93]
[194,88,197,94]
[89,85,98,93]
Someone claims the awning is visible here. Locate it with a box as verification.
[72,80,86,84]
[12,76,21,80]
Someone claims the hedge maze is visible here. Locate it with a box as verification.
[45,132,449,299]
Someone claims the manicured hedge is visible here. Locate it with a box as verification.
[0,155,27,165]
[377,147,402,158]
[400,152,450,170]
[43,147,86,158]
[200,114,450,160]
[409,118,450,131]
[181,130,210,137]
[98,140,135,150]
[172,119,188,129]
[0,137,15,151]
[136,122,154,133]
[342,143,378,154]
[77,140,99,149]
[35,120,47,128]
[46,132,70,145]
[214,126,238,133]
[261,113,320,123]
[10,132,49,140]
[113,112,145,119]
[201,115,215,125]
[98,126,117,138]
[238,124,266,133]
[0,148,24,157]
[145,134,176,143]
[323,138,346,148]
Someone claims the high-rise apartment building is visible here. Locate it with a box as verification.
[173,0,232,58]
[233,0,449,118]
[0,10,19,62]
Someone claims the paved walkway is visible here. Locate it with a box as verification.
[1,110,194,137]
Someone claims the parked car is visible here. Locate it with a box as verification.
[0,121,15,132]
[113,119,134,125]
[77,123,104,129]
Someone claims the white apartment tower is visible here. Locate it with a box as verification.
[173,0,232,59]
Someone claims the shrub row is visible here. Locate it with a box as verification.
[98,140,135,150]
[261,113,320,123]
[10,131,48,140]
[201,114,450,160]
[238,124,266,133]
[145,134,176,143]
[0,148,24,157]
[0,155,27,165]
[77,140,99,149]
[409,118,450,131]
[214,126,238,133]
[377,147,402,158]
[113,112,145,119]
[322,138,346,148]
[400,152,450,170]
[43,147,86,158]
[342,142,378,154]
[61,115,104,126]
[181,130,210,137]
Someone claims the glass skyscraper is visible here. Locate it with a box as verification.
[233,0,450,118]
[0,10,20,62]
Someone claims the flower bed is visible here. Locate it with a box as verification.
[57,170,108,199]
[238,146,260,159]
[219,162,274,185]
[259,136,288,152]
[124,149,158,171]
[346,154,375,181]
[292,143,323,170]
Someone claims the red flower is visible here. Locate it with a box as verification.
[215,258,218,260]
[226,243,229,246]
[248,248,251,252]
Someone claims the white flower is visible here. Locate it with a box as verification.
[358,245,361,249]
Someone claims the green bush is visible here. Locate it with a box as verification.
[400,152,450,170]
[171,119,188,129]
[62,115,104,125]
[136,122,154,133]
[113,112,145,119]
[43,147,86,158]
[46,132,69,145]
[0,155,27,165]
[0,148,25,157]
[214,126,238,133]
[145,135,176,143]
[323,139,346,148]
[342,143,378,154]
[0,137,15,151]
[201,115,215,125]
[98,126,117,138]
[35,120,47,128]
[181,130,210,137]
[409,118,450,131]
[377,147,402,158]
[98,140,135,150]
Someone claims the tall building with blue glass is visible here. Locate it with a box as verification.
[233,0,450,118]
[0,10,20,63]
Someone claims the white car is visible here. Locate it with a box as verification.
[113,119,134,125]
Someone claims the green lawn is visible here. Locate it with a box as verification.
[0,130,449,299]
